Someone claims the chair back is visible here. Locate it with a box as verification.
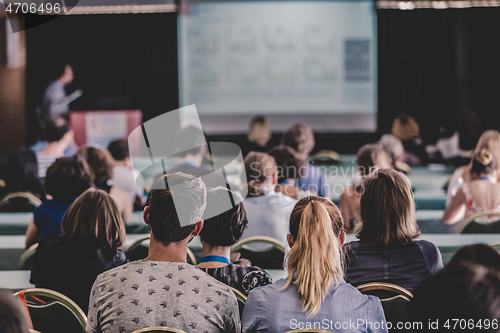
[131,327,188,333]
[357,283,413,332]
[18,243,39,270]
[126,235,197,264]
[490,242,500,252]
[15,288,87,333]
[230,287,247,319]
[458,212,500,234]
[231,236,285,269]
[0,192,42,212]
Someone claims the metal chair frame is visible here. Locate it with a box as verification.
[356,282,413,301]
[15,288,87,333]
[457,211,500,234]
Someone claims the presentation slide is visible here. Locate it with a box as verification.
[178,0,377,132]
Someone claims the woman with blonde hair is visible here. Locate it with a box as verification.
[344,169,442,295]
[242,196,387,333]
[240,152,297,246]
[447,130,500,204]
[444,149,500,224]
[30,188,127,313]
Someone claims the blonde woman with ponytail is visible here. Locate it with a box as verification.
[242,196,387,333]
[240,152,297,246]
[446,129,500,204]
[444,149,500,224]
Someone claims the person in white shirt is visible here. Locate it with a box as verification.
[107,139,146,207]
[240,152,297,247]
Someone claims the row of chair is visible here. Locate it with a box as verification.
[0,192,41,213]
[17,231,500,272]
[15,282,412,333]
[17,235,288,270]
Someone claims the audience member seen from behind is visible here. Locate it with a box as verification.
[25,156,93,249]
[447,130,500,204]
[409,264,500,333]
[198,187,272,295]
[164,125,210,178]
[108,139,146,209]
[0,288,31,333]
[344,169,442,295]
[3,149,46,201]
[87,173,240,333]
[378,134,409,173]
[30,188,127,313]
[242,116,273,157]
[268,145,315,200]
[36,116,73,179]
[242,196,387,333]
[339,144,391,231]
[435,110,482,164]
[447,244,500,273]
[78,146,133,222]
[444,150,500,224]
[282,123,329,198]
[240,152,297,247]
[391,114,427,166]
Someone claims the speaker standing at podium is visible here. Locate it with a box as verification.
[42,63,82,117]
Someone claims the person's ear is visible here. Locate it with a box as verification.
[193,220,204,236]
[287,234,295,248]
[339,232,345,247]
[143,206,150,225]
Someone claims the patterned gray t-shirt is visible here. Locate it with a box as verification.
[87,260,241,333]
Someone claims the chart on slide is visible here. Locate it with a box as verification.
[179,1,376,115]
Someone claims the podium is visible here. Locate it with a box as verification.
[69,110,142,148]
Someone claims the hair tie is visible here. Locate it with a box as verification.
[477,152,493,166]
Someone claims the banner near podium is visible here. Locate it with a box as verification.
[70,110,142,149]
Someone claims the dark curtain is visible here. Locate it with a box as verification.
[25,13,179,144]
[378,7,500,144]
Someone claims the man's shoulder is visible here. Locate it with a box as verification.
[95,260,235,290]
[193,266,237,293]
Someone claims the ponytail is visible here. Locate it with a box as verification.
[283,197,344,316]
[471,149,498,176]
